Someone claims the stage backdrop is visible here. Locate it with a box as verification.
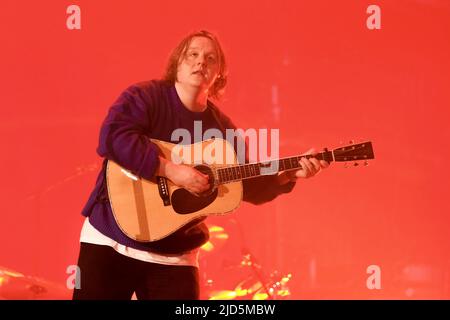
[1,0,449,299]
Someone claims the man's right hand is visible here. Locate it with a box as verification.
[157,156,210,195]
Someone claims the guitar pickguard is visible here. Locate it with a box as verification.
[171,188,219,214]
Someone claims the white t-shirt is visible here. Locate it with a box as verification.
[79,218,199,268]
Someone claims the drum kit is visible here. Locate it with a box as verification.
[199,223,293,300]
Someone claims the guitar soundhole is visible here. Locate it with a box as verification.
[171,164,218,215]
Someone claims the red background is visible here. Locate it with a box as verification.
[1,0,449,299]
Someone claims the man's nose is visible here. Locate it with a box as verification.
[196,54,206,66]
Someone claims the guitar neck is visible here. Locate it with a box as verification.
[216,150,334,185]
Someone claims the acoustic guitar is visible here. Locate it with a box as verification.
[106,138,375,242]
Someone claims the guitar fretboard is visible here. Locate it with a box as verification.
[216,151,333,184]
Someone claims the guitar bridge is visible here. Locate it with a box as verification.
[156,176,171,206]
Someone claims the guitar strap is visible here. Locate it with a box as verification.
[207,100,227,136]
[208,101,246,165]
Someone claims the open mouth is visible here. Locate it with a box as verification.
[193,70,206,78]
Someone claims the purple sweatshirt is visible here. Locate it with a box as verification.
[81,80,296,254]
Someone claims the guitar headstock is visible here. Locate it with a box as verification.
[332,141,375,166]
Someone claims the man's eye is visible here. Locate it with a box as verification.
[189,52,198,57]
[208,56,217,63]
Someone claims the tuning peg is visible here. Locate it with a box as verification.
[344,162,349,168]
[353,162,359,167]
[349,140,354,144]
[364,160,369,166]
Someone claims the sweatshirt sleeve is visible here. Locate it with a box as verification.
[242,175,296,205]
[96,83,160,181]
[240,150,297,205]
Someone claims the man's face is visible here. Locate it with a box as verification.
[176,36,220,93]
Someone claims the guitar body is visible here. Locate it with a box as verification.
[106,138,243,242]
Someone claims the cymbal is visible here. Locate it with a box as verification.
[0,266,71,300]
[200,225,229,253]
[208,290,237,300]
[206,277,263,300]
[249,273,292,300]
[212,273,292,301]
